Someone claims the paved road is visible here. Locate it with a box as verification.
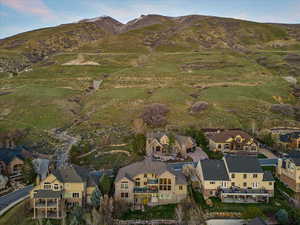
[0,185,33,212]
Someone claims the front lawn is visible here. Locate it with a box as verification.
[120,204,176,220]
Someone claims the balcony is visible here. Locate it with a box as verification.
[147,179,158,184]
[35,200,59,208]
[134,187,158,193]
[220,188,270,196]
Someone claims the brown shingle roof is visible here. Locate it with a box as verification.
[208,130,252,143]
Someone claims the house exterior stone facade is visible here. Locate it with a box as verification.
[277,151,300,193]
[114,159,187,206]
[30,164,97,219]
[146,132,196,160]
[207,130,259,153]
[196,156,274,203]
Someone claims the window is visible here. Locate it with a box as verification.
[253,182,258,188]
[144,174,147,178]
[243,174,247,179]
[54,184,59,190]
[269,182,273,186]
[253,174,258,178]
[144,182,147,185]
[135,178,140,187]
[159,178,171,191]
[231,182,235,186]
[210,181,215,184]
[179,185,183,190]
[72,193,80,198]
[243,182,247,187]
[218,144,222,149]
[231,174,235,179]
[44,182,51,190]
[121,193,129,198]
[121,182,128,189]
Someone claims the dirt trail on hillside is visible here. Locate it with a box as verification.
[62,54,99,65]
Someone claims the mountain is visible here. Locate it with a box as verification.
[0,14,300,144]
[1,14,300,65]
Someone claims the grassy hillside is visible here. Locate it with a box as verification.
[0,15,300,146]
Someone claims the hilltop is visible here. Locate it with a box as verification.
[0,14,300,148]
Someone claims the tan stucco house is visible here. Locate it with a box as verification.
[196,155,274,203]
[277,151,300,193]
[146,132,196,160]
[114,159,187,206]
[207,130,259,153]
[30,164,97,219]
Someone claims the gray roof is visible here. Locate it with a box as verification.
[33,190,63,199]
[146,131,167,140]
[247,217,267,225]
[175,135,195,147]
[201,160,230,181]
[263,171,274,181]
[225,155,263,173]
[52,164,96,187]
[291,157,300,166]
[115,159,187,185]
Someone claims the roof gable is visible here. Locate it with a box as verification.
[201,159,230,181]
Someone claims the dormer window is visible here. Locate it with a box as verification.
[44,182,51,190]
[54,184,59,190]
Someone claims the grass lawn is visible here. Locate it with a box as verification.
[120,204,176,220]
[0,202,35,225]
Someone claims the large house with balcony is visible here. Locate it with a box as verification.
[277,151,300,193]
[146,132,196,161]
[207,130,259,154]
[114,159,187,206]
[196,155,274,203]
[30,164,97,219]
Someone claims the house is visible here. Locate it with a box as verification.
[0,147,30,181]
[277,151,300,193]
[30,164,97,219]
[207,130,259,153]
[114,159,187,206]
[268,127,300,136]
[146,132,196,160]
[279,132,300,150]
[196,155,274,203]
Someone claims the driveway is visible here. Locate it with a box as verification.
[259,147,278,159]
[0,185,33,212]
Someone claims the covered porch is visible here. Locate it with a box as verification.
[220,188,271,203]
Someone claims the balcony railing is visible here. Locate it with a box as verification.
[147,179,158,184]
[134,187,158,193]
[220,188,270,196]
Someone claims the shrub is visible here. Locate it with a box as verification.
[99,175,112,195]
[141,103,169,127]
[275,209,289,225]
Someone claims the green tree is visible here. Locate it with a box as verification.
[132,134,146,155]
[262,133,275,147]
[22,159,36,184]
[70,205,84,225]
[185,127,208,148]
[45,219,52,225]
[276,209,289,225]
[99,175,112,195]
[91,187,102,208]
[69,216,79,225]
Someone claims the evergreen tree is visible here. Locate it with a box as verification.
[276,209,289,225]
[22,159,36,184]
[99,175,112,195]
[91,187,102,208]
[132,134,146,155]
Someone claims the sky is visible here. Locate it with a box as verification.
[0,0,300,39]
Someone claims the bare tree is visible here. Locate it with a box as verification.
[141,103,170,127]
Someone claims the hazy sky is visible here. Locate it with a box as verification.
[0,0,300,39]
